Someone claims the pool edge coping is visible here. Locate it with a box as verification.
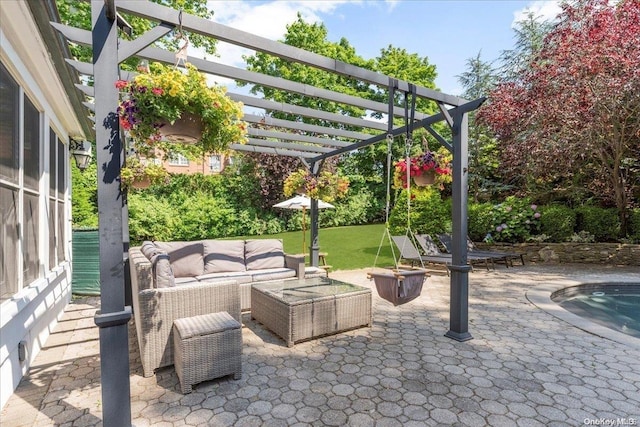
[526,281,640,351]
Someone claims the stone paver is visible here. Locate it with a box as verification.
[2,264,639,426]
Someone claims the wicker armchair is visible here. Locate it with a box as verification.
[129,247,241,377]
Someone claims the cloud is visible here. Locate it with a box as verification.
[513,0,563,26]
[207,0,354,69]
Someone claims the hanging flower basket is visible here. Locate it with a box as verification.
[159,112,204,144]
[413,169,437,186]
[120,157,170,190]
[283,169,349,202]
[115,62,247,159]
[393,147,453,190]
[131,176,151,189]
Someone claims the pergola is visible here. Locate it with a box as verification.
[54,1,484,425]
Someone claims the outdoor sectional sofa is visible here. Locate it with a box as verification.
[128,239,305,377]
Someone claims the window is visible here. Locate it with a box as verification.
[49,129,67,268]
[0,60,47,300]
[0,64,20,299]
[0,187,18,300]
[23,97,40,190]
[0,63,19,183]
[209,155,221,172]
[168,153,189,166]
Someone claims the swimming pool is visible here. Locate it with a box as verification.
[551,283,640,338]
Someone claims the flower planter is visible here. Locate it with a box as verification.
[413,169,436,186]
[159,113,203,144]
[131,176,151,189]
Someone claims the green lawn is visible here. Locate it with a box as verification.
[234,223,397,271]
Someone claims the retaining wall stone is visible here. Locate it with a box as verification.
[475,242,640,266]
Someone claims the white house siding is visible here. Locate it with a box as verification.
[0,1,87,410]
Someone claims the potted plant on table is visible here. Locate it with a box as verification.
[283,169,349,203]
[116,62,247,160]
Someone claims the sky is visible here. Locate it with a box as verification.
[204,0,563,97]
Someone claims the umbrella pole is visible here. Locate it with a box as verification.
[302,207,306,255]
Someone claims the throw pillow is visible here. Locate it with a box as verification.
[150,253,175,288]
[203,240,246,273]
[154,241,204,278]
[245,239,285,270]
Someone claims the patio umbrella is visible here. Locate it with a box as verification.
[273,195,334,254]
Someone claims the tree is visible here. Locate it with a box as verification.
[242,14,376,126]
[497,10,555,82]
[479,0,640,235]
[457,51,502,201]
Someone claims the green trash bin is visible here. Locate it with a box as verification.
[72,229,101,295]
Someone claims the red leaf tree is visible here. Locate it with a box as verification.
[478,0,640,235]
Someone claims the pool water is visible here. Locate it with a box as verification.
[551,283,640,338]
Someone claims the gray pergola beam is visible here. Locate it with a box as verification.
[230,143,319,158]
[117,0,467,107]
[229,93,388,132]
[248,128,353,148]
[52,21,431,119]
[243,113,371,141]
[311,97,486,163]
[244,138,333,154]
[117,23,174,62]
[133,46,431,119]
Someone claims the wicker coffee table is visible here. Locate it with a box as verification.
[251,277,372,347]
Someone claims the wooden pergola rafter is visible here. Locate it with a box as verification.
[52,2,484,425]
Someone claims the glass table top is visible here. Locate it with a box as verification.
[252,277,369,303]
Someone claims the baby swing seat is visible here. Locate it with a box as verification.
[367,269,428,306]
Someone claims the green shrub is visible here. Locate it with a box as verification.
[487,197,541,243]
[540,205,576,242]
[127,194,181,244]
[389,188,451,236]
[468,203,494,242]
[575,205,620,241]
[629,208,640,243]
[320,189,375,228]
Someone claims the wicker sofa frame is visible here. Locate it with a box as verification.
[129,247,242,377]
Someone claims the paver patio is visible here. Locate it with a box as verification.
[2,264,639,426]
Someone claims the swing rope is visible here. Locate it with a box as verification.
[372,81,425,272]
[368,83,428,306]
[400,84,426,270]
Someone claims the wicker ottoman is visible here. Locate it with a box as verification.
[173,312,242,393]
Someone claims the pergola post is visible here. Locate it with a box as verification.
[445,111,473,342]
[91,1,132,425]
[308,161,322,267]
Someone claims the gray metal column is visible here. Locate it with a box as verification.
[445,111,473,342]
[308,161,322,267]
[91,1,132,425]
[309,197,319,266]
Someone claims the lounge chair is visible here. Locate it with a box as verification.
[391,235,491,274]
[390,235,453,271]
[435,233,525,267]
[412,234,493,271]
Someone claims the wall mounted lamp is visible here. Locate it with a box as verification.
[69,139,92,171]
